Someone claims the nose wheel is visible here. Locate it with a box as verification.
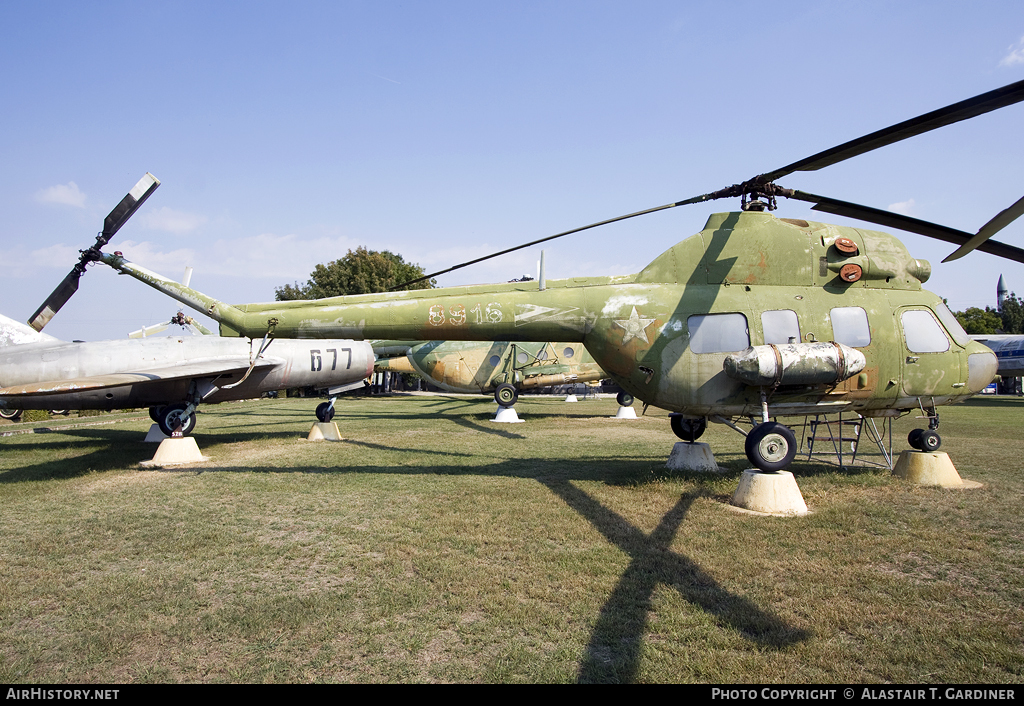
[908,428,941,452]
[156,403,196,437]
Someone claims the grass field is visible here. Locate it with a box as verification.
[0,394,1022,683]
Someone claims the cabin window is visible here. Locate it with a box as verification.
[489,355,501,367]
[517,351,529,364]
[688,313,750,353]
[762,310,800,345]
[901,310,950,353]
[830,307,871,347]
[934,302,971,346]
[563,347,575,358]
[537,349,549,361]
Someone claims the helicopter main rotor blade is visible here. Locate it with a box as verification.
[28,173,160,331]
[788,190,1024,265]
[392,193,715,289]
[759,79,1024,183]
[941,194,1024,262]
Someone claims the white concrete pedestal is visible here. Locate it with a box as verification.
[140,436,208,467]
[491,406,524,423]
[892,451,981,488]
[730,469,809,516]
[665,442,719,472]
[144,424,168,443]
[307,422,343,441]
[564,394,578,403]
[614,405,637,419]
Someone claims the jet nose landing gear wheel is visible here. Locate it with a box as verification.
[494,383,518,408]
[744,421,797,472]
[157,404,196,437]
[316,401,335,423]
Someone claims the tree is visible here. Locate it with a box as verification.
[1000,294,1024,335]
[275,247,436,300]
[954,306,1003,335]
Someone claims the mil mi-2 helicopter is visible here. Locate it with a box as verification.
[371,339,610,409]
[31,79,1024,471]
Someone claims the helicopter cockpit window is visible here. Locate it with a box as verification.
[934,302,971,346]
[762,310,801,345]
[830,307,871,347]
[901,310,950,353]
[688,313,750,354]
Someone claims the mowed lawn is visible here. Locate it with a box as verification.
[0,394,1021,683]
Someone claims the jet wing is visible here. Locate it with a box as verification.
[0,356,278,397]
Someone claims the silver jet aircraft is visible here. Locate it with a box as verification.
[0,314,373,435]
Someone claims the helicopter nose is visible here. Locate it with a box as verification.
[966,344,998,393]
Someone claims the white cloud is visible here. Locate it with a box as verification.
[114,240,198,278]
[35,182,86,208]
[888,198,916,216]
[138,207,208,233]
[999,35,1024,67]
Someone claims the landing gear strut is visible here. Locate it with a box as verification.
[908,400,941,451]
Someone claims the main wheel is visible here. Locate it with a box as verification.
[157,404,196,436]
[149,406,166,424]
[670,415,707,442]
[494,383,518,407]
[908,428,924,450]
[0,408,22,421]
[616,391,634,407]
[316,401,335,423]
[744,422,797,472]
[919,429,941,452]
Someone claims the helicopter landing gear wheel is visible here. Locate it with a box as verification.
[157,404,196,437]
[616,391,634,407]
[316,401,335,423]
[149,406,165,424]
[0,408,22,421]
[670,415,707,442]
[909,428,941,451]
[744,421,797,472]
[494,383,518,408]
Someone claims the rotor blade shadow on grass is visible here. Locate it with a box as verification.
[539,479,810,683]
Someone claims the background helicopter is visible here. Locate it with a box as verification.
[372,339,610,408]
[30,80,1024,470]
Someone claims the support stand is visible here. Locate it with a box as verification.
[614,405,637,419]
[140,436,208,467]
[730,470,809,516]
[307,422,343,441]
[892,451,982,488]
[144,424,168,443]
[666,442,719,472]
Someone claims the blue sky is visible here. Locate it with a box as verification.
[2,0,1024,340]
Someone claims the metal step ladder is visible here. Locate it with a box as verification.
[801,412,893,469]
